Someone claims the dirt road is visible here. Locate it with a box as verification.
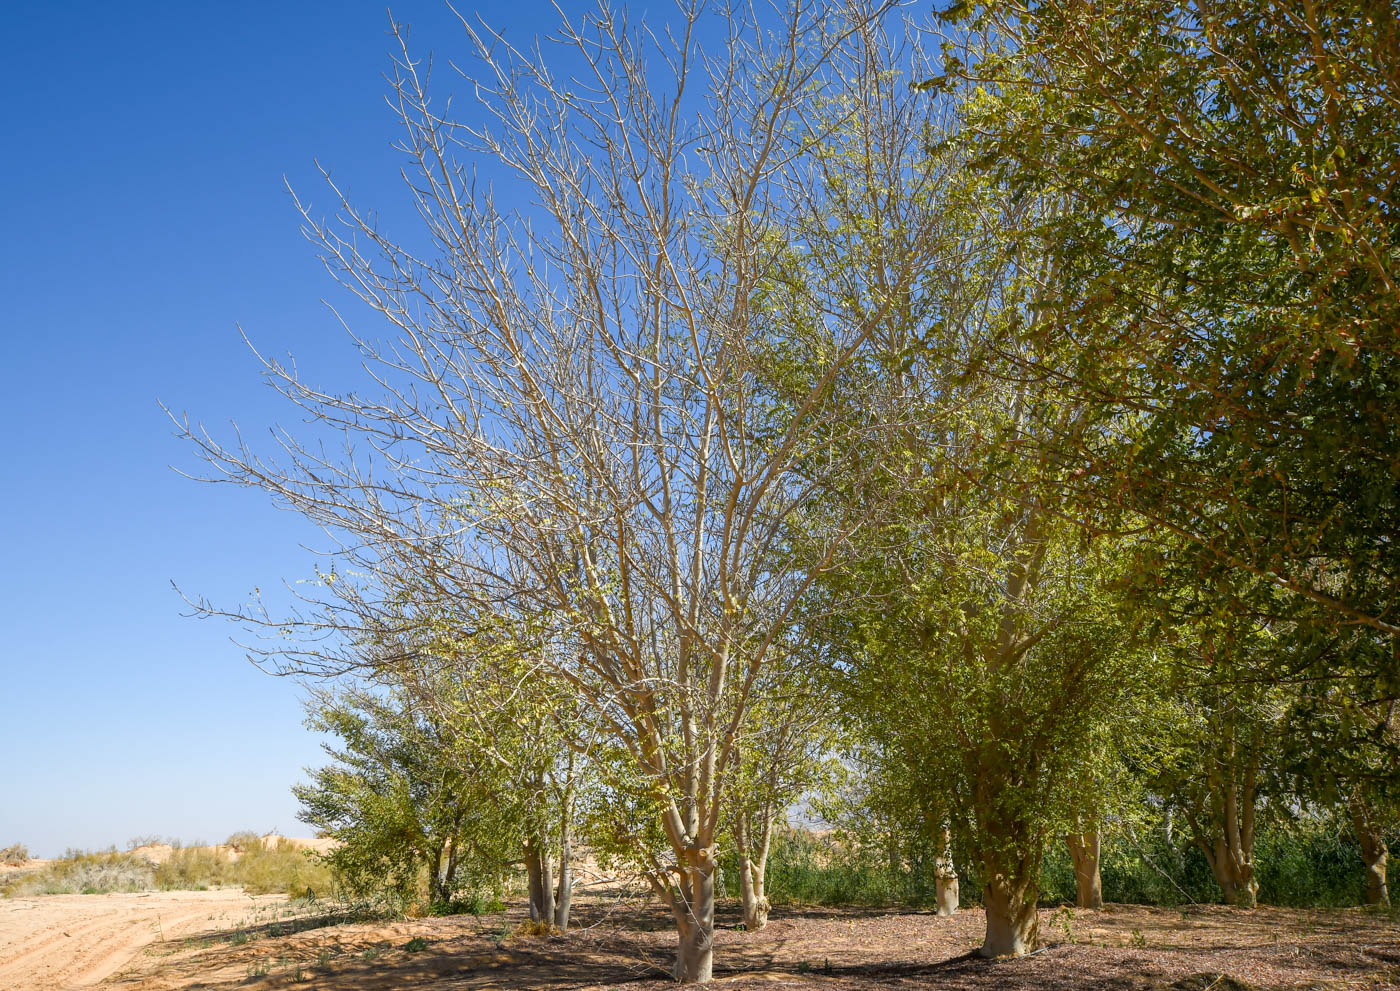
[0,889,287,990]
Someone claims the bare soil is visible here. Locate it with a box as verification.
[0,888,294,989]
[9,896,1388,991]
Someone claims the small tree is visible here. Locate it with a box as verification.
[722,640,837,931]
[295,683,520,909]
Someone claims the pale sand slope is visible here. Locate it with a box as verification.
[0,889,288,990]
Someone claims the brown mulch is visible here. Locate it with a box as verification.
[109,898,1400,990]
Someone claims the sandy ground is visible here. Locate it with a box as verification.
[0,888,292,990]
[0,897,1385,991]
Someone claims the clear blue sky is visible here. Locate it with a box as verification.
[0,0,577,856]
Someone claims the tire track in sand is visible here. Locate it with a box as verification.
[0,891,283,990]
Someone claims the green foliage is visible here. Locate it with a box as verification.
[731,819,1394,911]
[294,682,525,910]
[941,0,1400,648]
[155,846,233,890]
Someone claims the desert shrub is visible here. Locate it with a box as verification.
[3,849,155,896]
[1,843,28,866]
[3,833,336,899]
[233,837,335,897]
[156,845,235,890]
[225,831,264,854]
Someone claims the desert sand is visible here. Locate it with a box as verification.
[0,888,293,990]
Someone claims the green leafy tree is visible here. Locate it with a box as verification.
[936,1,1400,652]
[1282,625,1399,905]
[295,684,520,909]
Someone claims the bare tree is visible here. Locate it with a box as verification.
[172,2,950,981]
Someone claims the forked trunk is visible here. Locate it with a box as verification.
[1351,797,1390,907]
[1197,831,1257,908]
[1206,851,1257,908]
[738,854,770,931]
[736,815,773,931]
[934,827,958,917]
[524,836,556,924]
[1190,756,1259,909]
[1065,831,1102,910]
[980,867,1039,957]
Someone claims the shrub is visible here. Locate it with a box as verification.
[3,833,335,900]
[234,837,335,897]
[1,844,29,866]
[3,849,155,896]
[156,845,235,890]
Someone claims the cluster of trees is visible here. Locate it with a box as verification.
[175,0,1398,981]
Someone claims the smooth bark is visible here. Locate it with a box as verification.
[1065,831,1103,910]
[736,815,774,931]
[525,834,556,925]
[554,801,574,929]
[934,827,959,917]
[1190,759,1258,908]
[668,846,717,982]
[980,863,1039,957]
[1351,796,1390,907]
[738,854,770,931]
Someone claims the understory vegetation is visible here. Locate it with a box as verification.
[723,821,1400,913]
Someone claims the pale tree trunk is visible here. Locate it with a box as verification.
[538,829,556,925]
[1065,830,1102,910]
[524,839,543,921]
[934,826,959,917]
[1350,795,1390,907]
[524,833,556,925]
[736,815,773,931]
[974,506,1046,958]
[554,770,575,930]
[668,844,717,983]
